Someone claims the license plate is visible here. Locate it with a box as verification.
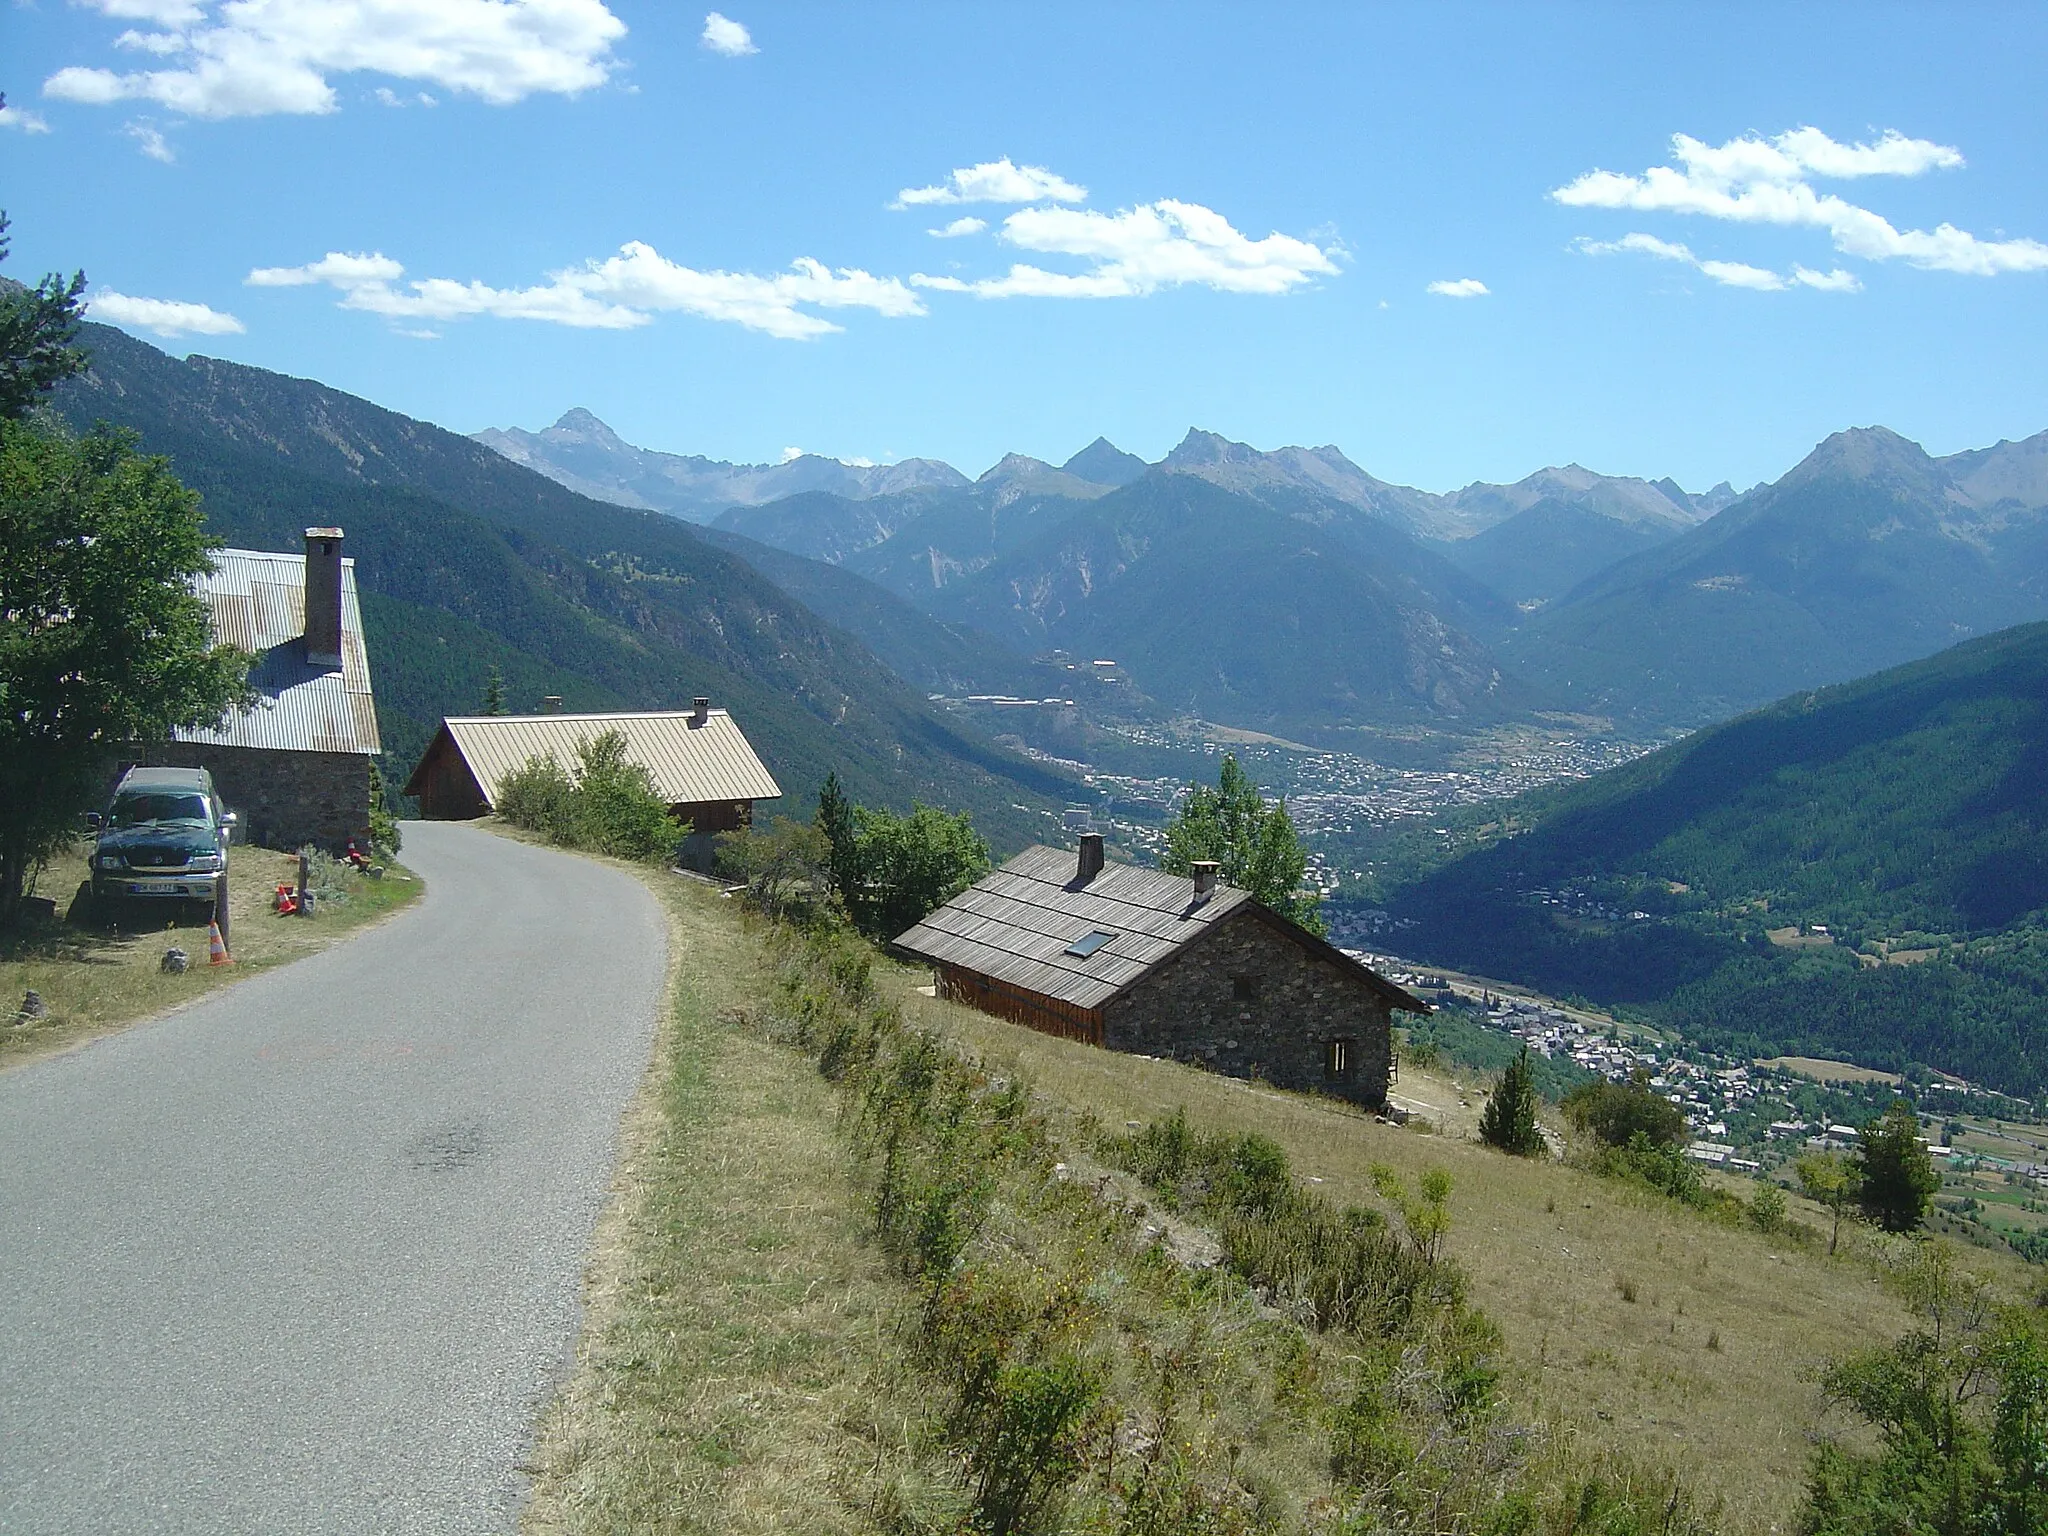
[126,879,190,894]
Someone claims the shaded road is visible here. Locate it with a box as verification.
[0,823,667,1534]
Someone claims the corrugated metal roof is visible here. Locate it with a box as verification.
[174,548,380,756]
[893,845,1428,1013]
[437,711,783,808]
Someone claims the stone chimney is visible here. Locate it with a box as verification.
[1076,832,1104,884]
[690,697,710,727]
[1192,860,1220,901]
[541,695,564,714]
[303,527,344,670]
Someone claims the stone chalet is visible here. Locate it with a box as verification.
[891,834,1428,1108]
[131,527,380,852]
[403,701,781,870]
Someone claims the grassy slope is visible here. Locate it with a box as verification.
[2,844,420,1071]
[890,978,1961,1535]
[527,863,2033,1534]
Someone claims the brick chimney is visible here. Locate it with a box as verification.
[1076,831,1104,883]
[690,697,710,727]
[1192,860,1220,901]
[303,527,344,670]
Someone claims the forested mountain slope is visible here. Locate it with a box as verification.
[1509,426,2048,724]
[1387,621,2048,1094]
[53,324,1072,845]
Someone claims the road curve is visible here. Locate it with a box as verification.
[0,823,667,1535]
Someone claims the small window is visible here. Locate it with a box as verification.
[1324,1038,1355,1080]
[1231,973,1260,1001]
[1065,930,1116,958]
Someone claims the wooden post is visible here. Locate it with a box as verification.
[297,851,310,918]
[213,857,231,953]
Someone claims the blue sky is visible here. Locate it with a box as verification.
[4,2,2045,493]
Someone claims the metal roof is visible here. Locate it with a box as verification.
[174,548,380,756]
[892,845,1428,1014]
[426,710,783,808]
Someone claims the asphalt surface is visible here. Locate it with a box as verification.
[0,823,667,1534]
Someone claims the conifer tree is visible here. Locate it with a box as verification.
[814,770,858,908]
[1479,1048,1544,1156]
[1162,754,1323,933]
[481,666,505,715]
[1858,1099,1941,1234]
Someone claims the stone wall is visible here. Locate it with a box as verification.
[1105,909,1394,1107]
[143,743,372,853]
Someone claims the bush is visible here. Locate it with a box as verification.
[843,802,990,940]
[1561,1071,1688,1149]
[494,730,684,865]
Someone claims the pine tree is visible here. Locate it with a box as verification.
[814,770,858,909]
[1479,1048,1544,1156]
[481,666,506,715]
[1857,1099,1941,1233]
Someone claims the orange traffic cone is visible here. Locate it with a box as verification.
[207,920,232,967]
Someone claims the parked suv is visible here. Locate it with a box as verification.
[90,767,236,922]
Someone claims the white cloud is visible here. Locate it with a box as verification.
[1575,231,1862,293]
[1425,277,1488,298]
[894,157,1086,208]
[374,86,404,106]
[88,289,244,336]
[125,121,175,160]
[779,446,804,463]
[247,241,925,339]
[700,12,755,56]
[928,216,986,239]
[0,103,52,134]
[913,199,1338,302]
[1555,126,2048,277]
[44,0,626,119]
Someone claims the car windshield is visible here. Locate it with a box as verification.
[108,792,212,827]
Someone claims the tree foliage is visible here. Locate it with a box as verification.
[494,729,684,864]
[813,770,858,909]
[844,802,990,940]
[1559,1070,1687,1150]
[0,421,252,922]
[1798,1242,2048,1536]
[1857,1099,1941,1235]
[1478,1048,1545,1156]
[0,210,88,422]
[1795,1150,1863,1256]
[480,664,505,715]
[1162,753,1324,933]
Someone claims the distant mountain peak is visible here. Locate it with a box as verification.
[978,452,1055,483]
[1783,425,1939,490]
[1060,436,1149,487]
[1164,427,1256,467]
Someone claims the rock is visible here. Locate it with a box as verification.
[161,948,190,975]
[18,990,48,1021]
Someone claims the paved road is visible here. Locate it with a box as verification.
[0,823,667,1534]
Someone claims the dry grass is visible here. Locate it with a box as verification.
[880,961,2038,1536]
[1,841,420,1072]
[521,873,916,1534]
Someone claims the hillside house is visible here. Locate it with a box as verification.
[403,701,782,870]
[131,528,380,852]
[892,835,1427,1108]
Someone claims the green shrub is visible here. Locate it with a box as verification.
[493,730,684,865]
[1480,1048,1546,1156]
[1561,1072,1688,1149]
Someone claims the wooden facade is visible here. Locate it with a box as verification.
[935,962,1105,1045]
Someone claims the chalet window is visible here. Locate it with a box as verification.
[1065,930,1117,958]
[1324,1038,1355,1080]
[1231,973,1260,1001]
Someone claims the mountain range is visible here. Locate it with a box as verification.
[52,325,1074,846]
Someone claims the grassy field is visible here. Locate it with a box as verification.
[525,863,2034,1534]
[1,840,420,1072]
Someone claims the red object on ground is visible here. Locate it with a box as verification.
[274,884,298,915]
[206,920,232,966]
